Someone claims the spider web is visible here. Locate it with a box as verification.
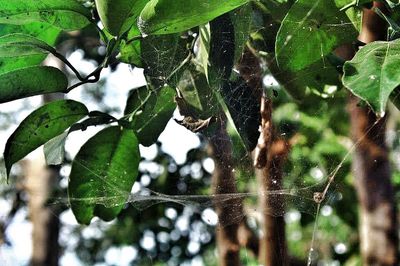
[0,2,395,266]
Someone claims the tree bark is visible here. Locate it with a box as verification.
[345,2,399,265]
[209,120,243,266]
[254,96,289,266]
[23,157,61,266]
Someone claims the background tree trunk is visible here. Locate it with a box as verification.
[346,3,399,265]
[208,120,243,266]
[254,96,289,266]
[24,157,61,266]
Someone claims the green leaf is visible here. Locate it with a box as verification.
[275,0,357,71]
[342,40,400,116]
[43,131,68,165]
[0,23,61,74]
[0,22,61,42]
[0,0,92,30]
[138,0,249,35]
[177,69,218,119]
[124,0,152,39]
[0,33,56,57]
[0,66,68,103]
[141,34,191,87]
[95,0,135,36]
[4,100,88,177]
[118,39,143,67]
[230,4,253,64]
[124,86,176,146]
[124,86,151,115]
[68,126,140,224]
[195,24,211,81]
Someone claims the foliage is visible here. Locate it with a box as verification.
[1,0,400,264]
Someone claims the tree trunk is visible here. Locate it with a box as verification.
[254,96,289,266]
[209,119,243,266]
[23,157,61,266]
[345,2,399,265]
[348,97,398,265]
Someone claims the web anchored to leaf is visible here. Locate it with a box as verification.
[1,0,400,265]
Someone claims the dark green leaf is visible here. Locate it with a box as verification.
[0,0,92,30]
[230,4,253,64]
[0,66,68,103]
[43,131,68,165]
[343,40,400,116]
[4,100,88,177]
[138,0,249,35]
[125,86,176,146]
[68,126,140,224]
[276,0,357,71]
[177,69,218,119]
[141,34,191,87]
[124,86,151,115]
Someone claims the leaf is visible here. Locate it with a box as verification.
[124,86,176,146]
[124,86,151,115]
[138,0,249,35]
[177,69,218,119]
[208,14,255,151]
[118,39,143,67]
[4,100,88,177]
[195,24,211,81]
[0,33,56,57]
[124,0,152,39]
[230,4,253,64]
[342,40,400,116]
[43,131,68,165]
[0,23,61,74]
[222,79,260,151]
[68,126,140,225]
[0,0,92,30]
[0,66,68,103]
[95,0,136,36]
[275,0,357,71]
[141,34,191,87]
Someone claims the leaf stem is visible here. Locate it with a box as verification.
[65,65,103,93]
[53,51,85,81]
